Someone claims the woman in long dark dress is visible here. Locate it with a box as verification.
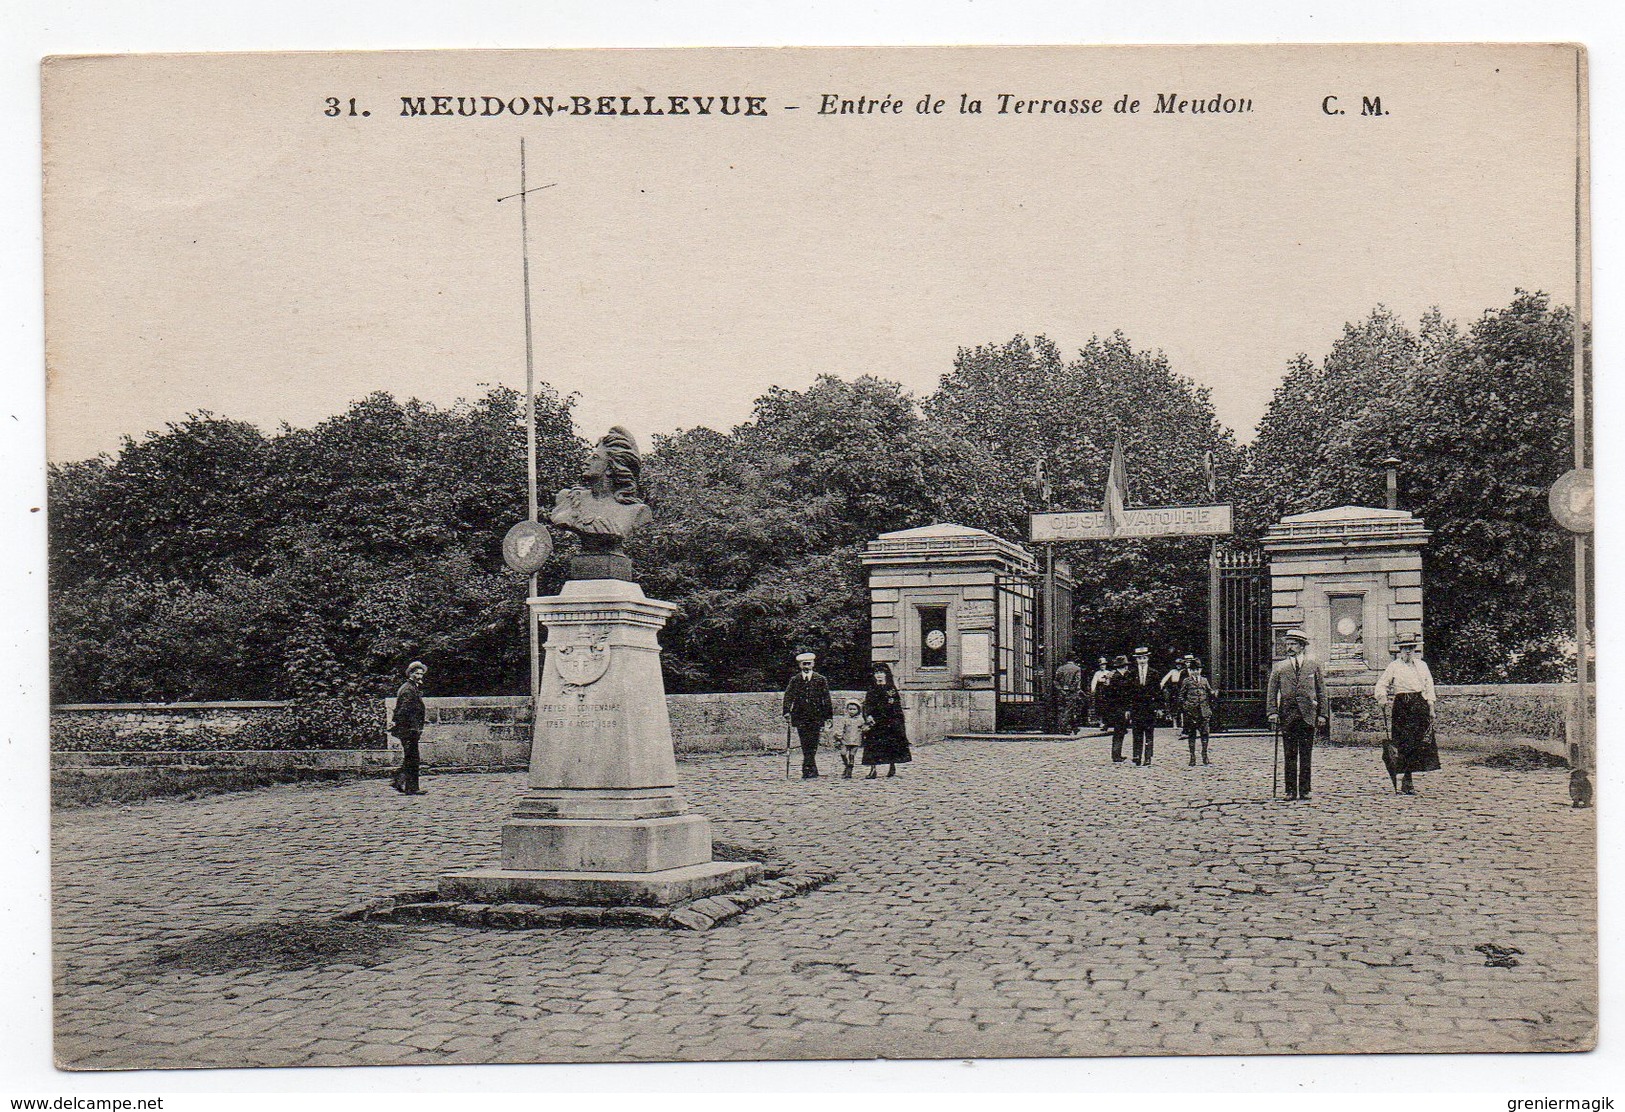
[861,662,912,779]
[1374,635,1440,794]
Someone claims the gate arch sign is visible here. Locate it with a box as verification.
[1030,504,1233,542]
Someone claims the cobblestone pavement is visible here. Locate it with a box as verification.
[52,737,1596,1069]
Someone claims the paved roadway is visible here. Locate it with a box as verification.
[51,735,1596,1069]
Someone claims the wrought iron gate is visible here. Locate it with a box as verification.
[993,572,1043,732]
[1209,544,1271,728]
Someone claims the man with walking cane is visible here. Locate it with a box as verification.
[1266,629,1326,802]
[783,651,833,780]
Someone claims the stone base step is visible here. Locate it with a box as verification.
[439,860,762,908]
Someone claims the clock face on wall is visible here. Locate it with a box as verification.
[924,629,947,651]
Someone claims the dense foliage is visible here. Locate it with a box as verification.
[635,375,1009,690]
[48,292,1579,699]
[50,388,583,702]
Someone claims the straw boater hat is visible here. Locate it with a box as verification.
[795,652,816,664]
[1284,629,1310,644]
[1395,633,1421,649]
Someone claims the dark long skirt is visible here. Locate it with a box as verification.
[1387,692,1441,774]
[861,723,912,765]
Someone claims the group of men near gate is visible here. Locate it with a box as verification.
[1052,628,1440,798]
[1055,646,1220,766]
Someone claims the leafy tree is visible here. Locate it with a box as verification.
[926,333,1240,662]
[50,297,1574,703]
[48,413,274,585]
[635,374,1007,691]
[48,570,286,703]
[637,375,929,686]
[1236,307,1453,533]
[49,386,585,702]
[1405,293,1577,680]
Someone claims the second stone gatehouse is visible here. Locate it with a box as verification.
[860,522,1047,737]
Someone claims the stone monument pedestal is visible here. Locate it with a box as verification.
[440,578,760,907]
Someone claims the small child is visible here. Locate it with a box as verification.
[838,699,865,779]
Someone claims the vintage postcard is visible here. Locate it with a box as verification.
[42,45,1593,1069]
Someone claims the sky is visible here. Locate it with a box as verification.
[43,44,1582,461]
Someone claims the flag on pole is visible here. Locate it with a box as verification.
[1104,435,1130,535]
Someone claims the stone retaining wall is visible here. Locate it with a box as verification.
[52,749,398,771]
[60,683,1570,769]
[1329,682,1581,757]
[52,689,949,770]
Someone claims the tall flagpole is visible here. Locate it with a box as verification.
[520,139,540,698]
[497,145,557,700]
[1571,55,1592,774]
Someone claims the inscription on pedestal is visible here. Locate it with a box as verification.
[536,700,625,731]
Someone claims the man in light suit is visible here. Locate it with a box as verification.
[1266,629,1327,801]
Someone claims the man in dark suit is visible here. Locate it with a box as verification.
[782,651,833,779]
[390,660,428,795]
[1266,629,1327,801]
[1098,654,1131,761]
[1126,645,1161,765]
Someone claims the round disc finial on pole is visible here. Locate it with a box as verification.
[1549,468,1594,534]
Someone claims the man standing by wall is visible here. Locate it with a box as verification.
[390,660,428,795]
[782,651,833,779]
[1127,646,1161,765]
[1266,630,1327,801]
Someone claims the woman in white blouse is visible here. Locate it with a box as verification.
[1373,634,1441,794]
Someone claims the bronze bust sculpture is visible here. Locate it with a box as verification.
[550,426,652,579]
